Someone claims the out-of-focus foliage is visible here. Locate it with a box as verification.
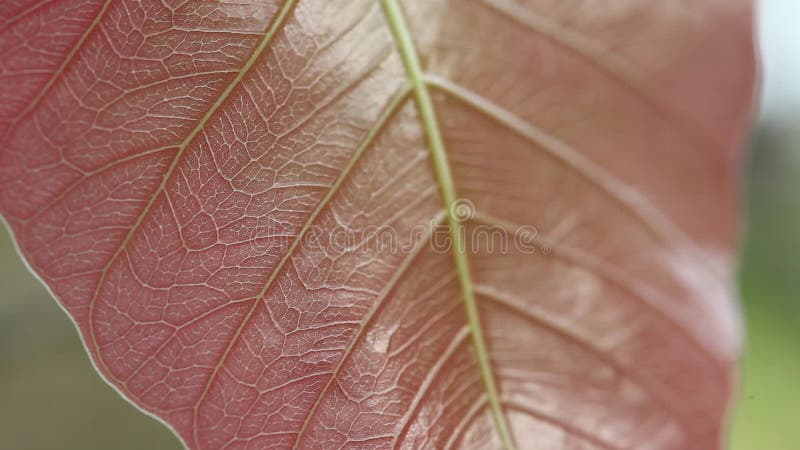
[731,124,800,450]
[730,0,800,447]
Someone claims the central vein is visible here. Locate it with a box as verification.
[379,1,514,448]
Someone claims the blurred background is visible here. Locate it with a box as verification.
[0,1,798,449]
[730,1,800,449]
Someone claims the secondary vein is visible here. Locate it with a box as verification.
[379,1,515,448]
[80,0,298,433]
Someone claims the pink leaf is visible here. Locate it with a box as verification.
[0,0,757,448]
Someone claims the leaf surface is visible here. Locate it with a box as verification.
[0,0,756,449]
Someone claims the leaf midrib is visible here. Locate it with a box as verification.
[379,0,515,448]
[61,0,713,448]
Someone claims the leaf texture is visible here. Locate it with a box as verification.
[0,0,757,449]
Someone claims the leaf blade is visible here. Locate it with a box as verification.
[0,0,756,448]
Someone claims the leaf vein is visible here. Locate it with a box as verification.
[425,74,703,261]
[2,0,114,139]
[291,211,445,448]
[503,401,621,450]
[478,0,720,151]
[380,1,515,448]
[390,326,470,450]
[472,211,724,372]
[190,85,412,448]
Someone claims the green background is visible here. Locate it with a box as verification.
[1,1,798,449]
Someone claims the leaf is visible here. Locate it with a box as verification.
[0,0,756,449]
